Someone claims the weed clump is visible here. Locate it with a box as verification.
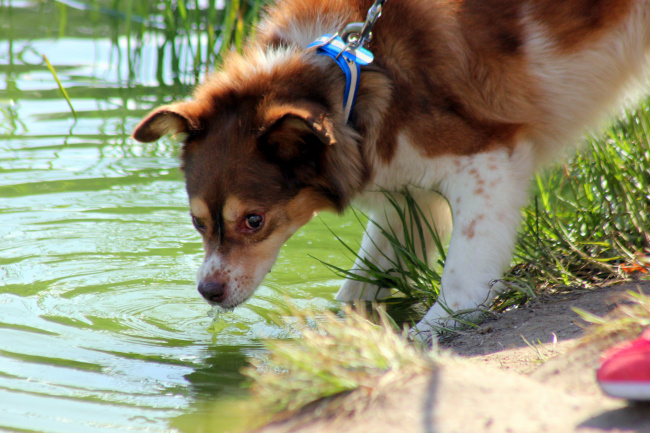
[576,290,650,350]
[319,192,447,311]
[243,305,439,418]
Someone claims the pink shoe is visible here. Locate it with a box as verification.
[596,329,650,400]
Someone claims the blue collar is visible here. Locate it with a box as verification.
[307,34,374,123]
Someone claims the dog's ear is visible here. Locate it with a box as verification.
[259,104,363,211]
[258,105,336,164]
[132,103,202,143]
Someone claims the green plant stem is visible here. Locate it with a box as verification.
[42,54,77,120]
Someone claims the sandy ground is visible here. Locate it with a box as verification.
[254,279,650,433]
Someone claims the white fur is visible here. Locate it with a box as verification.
[197,223,304,310]
[339,133,535,334]
[337,134,455,303]
[248,46,301,76]
[524,3,650,165]
[414,143,536,333]
[196,253,223,284]
[261,15,349,49]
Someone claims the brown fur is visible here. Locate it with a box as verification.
[134,0,637,207]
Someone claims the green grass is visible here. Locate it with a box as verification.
[45,0,268,88]
[156,0,266,83]
[513,104,650,291]
[42,54,77,120]
[317,192,447,319]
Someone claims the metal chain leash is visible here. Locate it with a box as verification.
[340,0,386,50]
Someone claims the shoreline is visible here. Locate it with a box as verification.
[253,280,650,433]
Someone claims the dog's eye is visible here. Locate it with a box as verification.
[192,216,207,232]
[244,214,264,232]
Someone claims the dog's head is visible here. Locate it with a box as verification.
[132,48,368,308]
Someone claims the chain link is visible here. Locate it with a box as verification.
[340,0,386,49]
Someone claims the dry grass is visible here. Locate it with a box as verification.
[242,305,440,420]
[576,289,650,350]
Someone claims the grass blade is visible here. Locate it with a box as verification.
[42,54,77,120]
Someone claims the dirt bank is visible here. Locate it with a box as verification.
[255,280,650,433]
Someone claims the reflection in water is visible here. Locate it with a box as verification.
[0,1,361,432]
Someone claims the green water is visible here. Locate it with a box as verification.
[0,1,361,431]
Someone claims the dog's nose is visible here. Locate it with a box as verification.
[198,281,226,303]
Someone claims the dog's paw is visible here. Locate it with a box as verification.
[412,300,491,345]
[407,305,447,345]
[334,278,391,302]
[407,324,436,346]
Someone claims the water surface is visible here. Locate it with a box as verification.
[0,1,361,431]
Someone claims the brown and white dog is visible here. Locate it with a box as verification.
[133,0,650,336]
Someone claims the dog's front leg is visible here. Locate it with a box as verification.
[336,190,452,302]
[413,144,535,337]
[335,208,400,302]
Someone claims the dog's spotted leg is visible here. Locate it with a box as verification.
[412,143,535,341]
[335,190,452,302]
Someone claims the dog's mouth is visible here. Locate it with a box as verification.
[202,296,238,310]
[208,303,236,314]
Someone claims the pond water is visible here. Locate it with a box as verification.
[0,1,361,431]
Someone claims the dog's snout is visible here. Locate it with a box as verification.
[198,281,226,303]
